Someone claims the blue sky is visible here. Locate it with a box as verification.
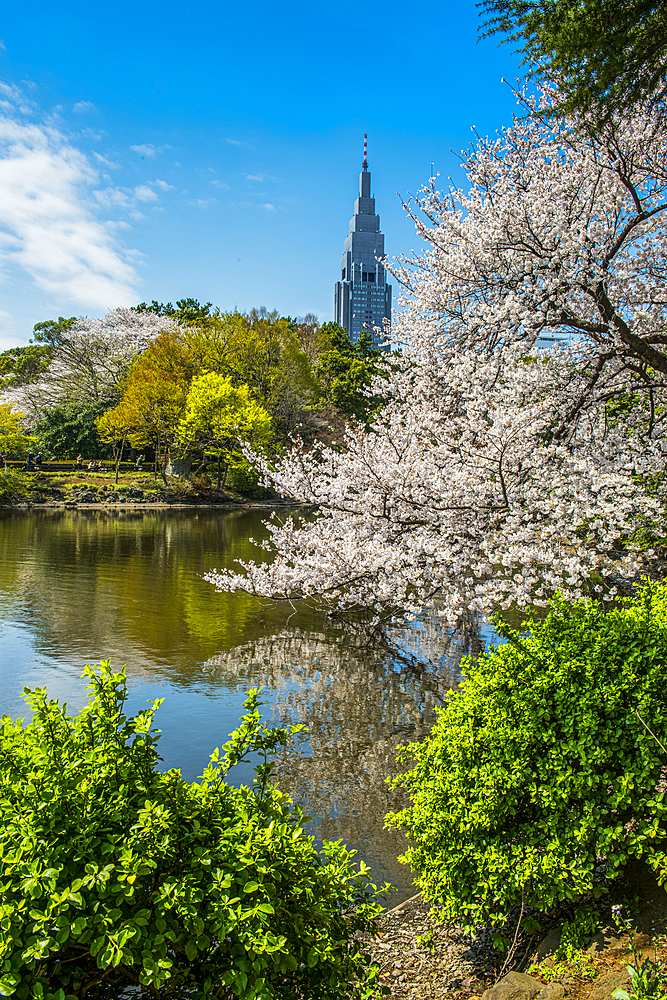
[0,0,522,349]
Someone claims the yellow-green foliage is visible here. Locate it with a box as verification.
[0,404,33,458]
[0,664,384,999]
[178,373,273,476]
[387,583,667,933]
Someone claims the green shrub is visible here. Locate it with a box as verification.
[554,905,599,961]
[0,469,33,501]
[224,459,265,496]
[387,583,667,934]
[0,663,385,999]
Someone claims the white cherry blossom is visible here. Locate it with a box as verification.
[210,90,667,622]
[3,308,176,421]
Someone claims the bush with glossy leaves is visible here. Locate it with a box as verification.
[387,583,667,939]
[0,663,385,999]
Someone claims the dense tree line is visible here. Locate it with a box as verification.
[0,303,385,484]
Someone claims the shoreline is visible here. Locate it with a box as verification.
[1,500,304,510]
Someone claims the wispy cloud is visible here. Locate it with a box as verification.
[0,108,139,307]
[73,100,96,114]
[0,41,6,53]
[133,184,158,202]
[94,182,163,209]
[189,198,213,208]
[94,187,132,209]
[130,143,159,158]
[226,138,246,147]
[92,151,120,170]
[262,203,276,211]
[0,82,32,115]
[153,178,174,192]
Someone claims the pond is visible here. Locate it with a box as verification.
[0,507,491,900]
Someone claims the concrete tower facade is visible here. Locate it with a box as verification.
[334,136,391,345]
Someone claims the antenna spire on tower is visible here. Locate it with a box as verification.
[363,134,368,170]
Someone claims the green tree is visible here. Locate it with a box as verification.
[314,323,385,422]
[288,313,326,363]
[135,305,317,434]
[225,308,317,432]
[35,402,112,460]
[0,404,33,458]
[31,315,76,346]
[0,345,53,387]
[134,297,213,324]
[95,407,130,484]
[97,331,193,483]
[479,0,667,121]
[387,583,667,937]
[178,373,273,490]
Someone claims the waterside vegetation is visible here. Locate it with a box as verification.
[388,584,667,939]
[0,663,385,1000]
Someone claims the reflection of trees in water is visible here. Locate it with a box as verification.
[204,613,483,895]
[0,509,282,680]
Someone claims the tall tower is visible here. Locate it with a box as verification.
[334,135,391,345]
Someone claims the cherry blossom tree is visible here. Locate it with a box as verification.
[210,90,667,623]
[2,308,176,423]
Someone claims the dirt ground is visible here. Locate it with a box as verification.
[368,863,667,999]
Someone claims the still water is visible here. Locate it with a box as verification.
[0,507,487,900]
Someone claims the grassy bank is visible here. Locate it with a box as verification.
[0,463,274,506]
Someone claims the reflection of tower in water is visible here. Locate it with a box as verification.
[204,612,483,899]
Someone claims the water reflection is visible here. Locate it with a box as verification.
[0,509,486,898]
[204,618,483,893]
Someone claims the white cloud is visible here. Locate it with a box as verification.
[133,184,158,202]
[152,178,174,192]
[73,101,96,114]
[0,113,139,308]
[131,143,157,157]
[92,151,120,169]
[0,82,32,115]
[226,138,245,146]
[246,174,264,182]
[262,203,275,211]
[210,179,229,189]
[189,198,211,208]
[94,183,161,210]
[130,143,169,159]
[94,187,131,209]
[129,210,146,220]
[0,40,6,53]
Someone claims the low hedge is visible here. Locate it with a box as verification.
[387,582,667,936]
[0,663,384,999]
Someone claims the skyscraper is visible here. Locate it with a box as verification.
[334,136,391,345]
